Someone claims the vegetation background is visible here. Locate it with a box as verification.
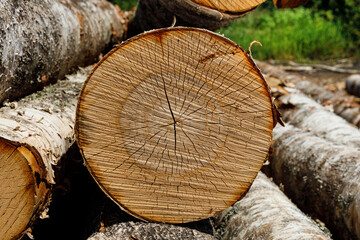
[110,0,359,62]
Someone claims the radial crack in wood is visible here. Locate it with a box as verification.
[76,27,276,223]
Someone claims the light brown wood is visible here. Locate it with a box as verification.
[190,0,265,12]
[0,67,91,240]
[76,27,277,223]
[273,0,309,8]
[213,172,332,240]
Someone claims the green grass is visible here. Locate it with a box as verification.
[109,0,138,10]
[219,7,352,62]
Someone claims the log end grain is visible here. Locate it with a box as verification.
[76,27,276,223]
[0,140,50,240]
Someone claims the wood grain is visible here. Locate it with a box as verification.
[76,27,275,223]
[191,0,265,12]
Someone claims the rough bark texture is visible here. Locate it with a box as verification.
[295,80,360,127]
[127,0,264,37]
[258,61,360,128]
[271,125,360,240]
[213,172,332,240]
[277,93,360,148]
[0,0,127,105]
[346,74,360,97]
[88,221,215,240]
[0,67,91,240]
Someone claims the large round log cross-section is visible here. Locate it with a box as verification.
[75,27,275,223]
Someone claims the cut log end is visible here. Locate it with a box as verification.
[190,0,266,13]
[76,27,275,223]
[0,140,49,240]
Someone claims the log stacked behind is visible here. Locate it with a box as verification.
[127,0,265,37]
[271,125,360,239]
[213,172,332,240]
[258,61,360,128]
[0,0,127,104]
[88,222,214,240]
[0,67,91,240]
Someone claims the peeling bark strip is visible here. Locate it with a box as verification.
[213,172,332,240]
[258,61,360,128]
[0,0,127,105]
[278,93,360,148]
[76,27,277,223]
[127,0,265,37]
[88,221,214,240]
[0,67,91,240]
[271,125,360,240]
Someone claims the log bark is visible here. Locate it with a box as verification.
[88,221,214,240]
[213,172,332,240]
[127,0,265,37]
[0,66,91,240]
[295,80,360,127]
[76,27,278,224]
[277,93,360,148]
[0,0,127,105]
[271,125,360,240]
[258,61,360,128]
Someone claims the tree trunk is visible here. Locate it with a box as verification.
[88,221,214,240]
[273,0,309,8]
[271,125,360,240]
[0,0,127,105]
[127,0,265,37]
[295,80,360,127]
[212,172,332,240]
[258,61,360,128]
[277,93,360,148]
[0,66,91,240]
[76,27,278,224]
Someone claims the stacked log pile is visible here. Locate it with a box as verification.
[1,0,349,240]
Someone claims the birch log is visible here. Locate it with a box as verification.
[127,0,265,37]
[213,172,332,240]
[277,93,360,148]
[88,222,214,240]
[0,67,91,240]
[76,27,278,224]
[258,61,360,128]
[271,125,360,240]
[0,0,127,105]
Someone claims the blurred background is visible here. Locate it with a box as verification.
[111,0,360,63]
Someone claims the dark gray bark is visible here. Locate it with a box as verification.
[0,0,127,104]
[88,221,215,240]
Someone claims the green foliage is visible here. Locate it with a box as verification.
[306,0,360,47]
[108,0,138,10]
[219,7,352,61]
